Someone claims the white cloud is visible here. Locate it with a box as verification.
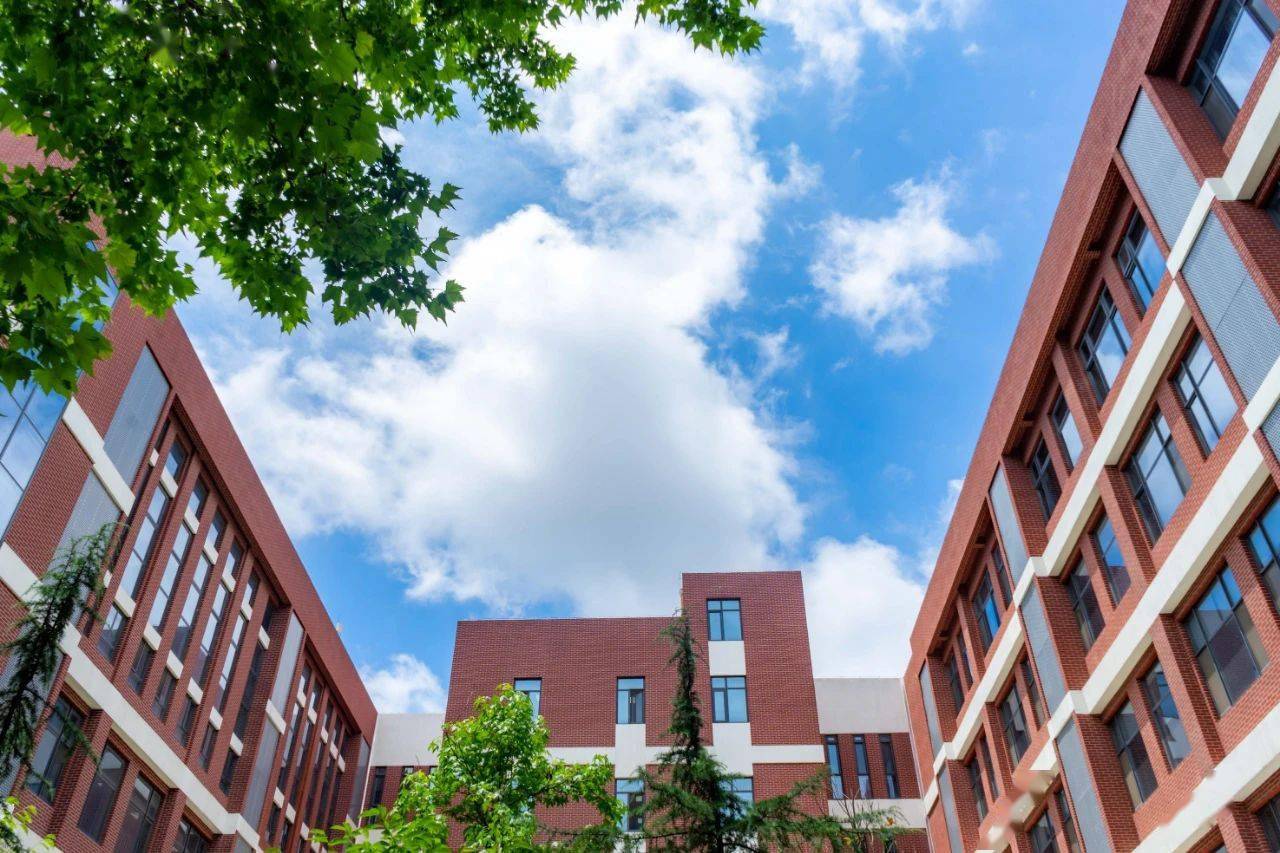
[810,168,994,354]
[192,13,804,617]
[360,654,447,713]
[758,0,977,88]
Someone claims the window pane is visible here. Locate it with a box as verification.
[1177,336,1237,451]
[1141,663,1189,767]
[1249,497,1280,604]
[78,746,125,841]
[1053,394,1084,468]
[115,775,163,853]
[26,698,84,802]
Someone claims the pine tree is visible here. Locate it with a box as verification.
[631,613,903,852]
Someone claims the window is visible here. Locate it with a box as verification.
[215,613,249,709]
[118,487,172,600]
[1116,212,1165,312]
[824,736,845,799]
[1021,658,1047,726]
[1177,335,1238,453]
[1087,521,1129,612]
[514,679,542,716]
[26,697,84,802]
[1248,496,1280,604]
[999,684,1031,765]
[1190,0,1278,138]
[98,604,128,661]
[1052,394,1084,470]
[1141,663,1189,767]
[1031,439,1061,520]
[194,582,231,684]
[1055,787,1082,853]
[234,644,267,739]
[945,653,966,711]
[1079,289,1132,403]
[173,819,210,853]
[1111,701,1157,806]
[78,745,125,841]
[979,736,999,799]
[199,725,216,769]
[164,441,188,479]
[707,598,742,641]
[177,698,197,745]
[880,735,899,798]
[617,677,645,725]
[967,756,987,821]
[1185,567,1268,714]
[1029,805,1058,853]
[711,676,748,723]
[973,574,1001,650]
[116,774,163,853]
[220,749,238,793]
[852,735,871,798]
[723,777,753,811]
[367,767,387,808]
[992,548,1014,610]
[0,380,66,530]
[1258,791,1280,851]
[616,779,644,832]
[1126,413,1191,540]
[148,524,194,630]
[1067,559,1104,649]
[128,645,154,694]
[154,671,177,720]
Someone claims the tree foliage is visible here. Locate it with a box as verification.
[630,614,904,851]
[0,0,763,393]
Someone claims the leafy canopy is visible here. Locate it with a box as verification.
[0,0,763,393]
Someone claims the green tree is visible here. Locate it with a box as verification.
[630,614,903,851]
[315,684,619,852]
[0,0,763,394]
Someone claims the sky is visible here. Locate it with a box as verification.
[175,0,1124,713]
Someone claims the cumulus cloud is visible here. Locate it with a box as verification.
[758,0,977,88]
[810,169,994,354]
[361,654,447,713]
[192,13,804,617]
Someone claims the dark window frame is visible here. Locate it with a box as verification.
[1188,0,1279,138]
[710,676,748,723]
[1115,210,1165,313]
[1110,700,1158,807]
[1184,566,1268,715]
[1125,412,1191,541]
[1079,289,1132,404]
[1066,558,1105,650]
[1175,334,1238,453]
[707,598,743,641]
[616,677,645,725]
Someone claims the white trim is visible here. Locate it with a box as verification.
[1166,181,1216,275]
[258,626,271,648]
[209,707,223,730]
[184,508,200,533]
[142,625,162,651]
[230,733,244,756]
[60,398,135,514]
[166,651,184,678]
[187,679,204,704]
[265,700,287,734]
[203,539,218,564]
[113,589,135,618]
[160,469,178,498]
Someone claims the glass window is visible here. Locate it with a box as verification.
[707,598,742,641]
[1248,496,1280,605]
[1185,566,1268,714]
[1067,559,1105,649]
[973,574,1001,650]
[1031,439,1061,520]
[235,644,268,738]
[824,735,845,799]
[26,697,84,802]
[187,479,208,520]
[853,735,871,798]
[616,778,644,832]
[177,697,197,745]
[1000,684,1030,765]
[1055,788,1082,853]
[722,777,753,812]
[149,524,194,630]
[1176,335,1237,452]
[1052,394,1084,470]
[979,736,999,800]
[199,725,216,769]
[116,774,163,853]
[1093,515,1131,602]
[77,744,125,841]
[1029,805,1058,853]
[164,441,187,480]
[154,671,177,720]
[1141,662,1190,767]
[711,676,748,723]
[1116,211,1165,312]
[1111,701,1157,806]
[128,645,154,694]
[1126,413,1191,540]
[992,548,1014,610]
[0,381,66,530]
[119,487,172,601]
[98,604,128,661]
[193,582,230,684]
[220,749,238,794]
[514,678,541,716]
[967,756,988,820]
[1189,0,1278,138]
[1079,289,1132,404]
[880,734,899,798]
[1258,790,1280,851]
[1021,658,1047,726]
[173,819,210,853]
[946,653,966,711]
[367,767,386,807]
[616,677,645,725]
[216,613,249,709]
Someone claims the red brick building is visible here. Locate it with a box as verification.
[903,1,1280,851]
[0,133,377,852]
[368,571,928,847]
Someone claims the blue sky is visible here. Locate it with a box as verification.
[176,0,1122,712]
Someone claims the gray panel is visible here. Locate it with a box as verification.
[1183,213,1280,401]
[919,662,943,756]
[243,718,281,826]
[58,472,121,551]
[1020,585,1067,710]
[990,465,1029,583]
[233,838,253,853]
[1264,402,1280,459]
[1119,91,1200,244]
[1056,719,1113,853]
[349,737,371,821]
[269,613,304,711]
[102,347,168,484]
[937,765,962,853]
